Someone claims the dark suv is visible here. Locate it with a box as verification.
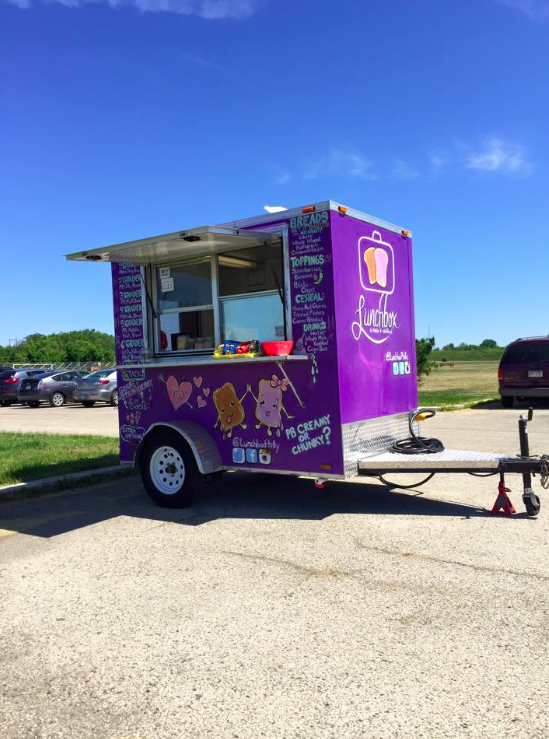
[498,337,549,408]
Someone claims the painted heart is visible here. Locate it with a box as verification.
[197,395,207,408]
[203,388,210,397]
[166,376,192,410]
[193,376,203,388]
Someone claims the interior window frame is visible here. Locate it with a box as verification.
[152,256,216,356]
[149,229,291,357]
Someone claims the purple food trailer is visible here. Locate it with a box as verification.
[67,201,548,516]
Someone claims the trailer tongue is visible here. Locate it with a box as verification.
[358,408,549,517]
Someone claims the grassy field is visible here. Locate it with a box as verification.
[418,360,500,407]
[431,348,504,362]
[0,432,119,486]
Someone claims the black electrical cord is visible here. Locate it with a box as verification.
[390,408,445,454]
[369,409,444,489]
[379,472,435,489]
[467,471,499,477]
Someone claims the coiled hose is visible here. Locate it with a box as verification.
[378,408,444,489]
[390,408,445,454]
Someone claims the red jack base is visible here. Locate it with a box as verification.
[491,481,516,516]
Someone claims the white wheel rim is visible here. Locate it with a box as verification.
[112,392,118,405]
[150,445,185,495]
[52,393,64,406]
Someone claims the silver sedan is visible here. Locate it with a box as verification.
[74,370,118,407]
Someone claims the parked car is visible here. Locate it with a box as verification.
[74,369,118,407]
[18,370,88,407]
[498,336,549,408]
[0,369,50,406]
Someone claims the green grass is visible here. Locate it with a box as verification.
[417,389,499,407]
[418,360,500,408]
[0,432,120,486]
[431,348,503,362]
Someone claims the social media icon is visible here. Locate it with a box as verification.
[232,448,245,464]
[246,448,258,464]
[399,361,405,375]
[393,362,399,375]
[404,361,411,375]
[259,449,272,465]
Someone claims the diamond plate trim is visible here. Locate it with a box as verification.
[342,413,413,478]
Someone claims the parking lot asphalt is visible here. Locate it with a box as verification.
[1,406,549,739]
[0,403,119,437]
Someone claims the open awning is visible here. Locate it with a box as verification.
[65,226,282,266]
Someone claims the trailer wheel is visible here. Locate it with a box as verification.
[524,494,541,517]
[139,430,202,508]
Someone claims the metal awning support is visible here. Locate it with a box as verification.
[65,226,282,266]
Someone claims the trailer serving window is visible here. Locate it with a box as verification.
[154,237,286,354]
[218,243,285,342]
[156,259,215,352]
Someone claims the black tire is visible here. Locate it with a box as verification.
[138,430,202,508]
[49,392,66,408]
[0,400,9,407]
[29,401,40,408]
[110,390,118,407]
[501,396,514,409]
[524,494,541,517]
[82,401,95,408]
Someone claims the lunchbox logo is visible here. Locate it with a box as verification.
[352,230,399,344]
[358,232,395,295]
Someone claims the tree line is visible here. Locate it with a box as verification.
[436,339,502,351]
[0,330,115,365]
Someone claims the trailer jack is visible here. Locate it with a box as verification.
[491,475,516,517]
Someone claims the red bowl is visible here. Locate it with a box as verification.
[262,341,294,357]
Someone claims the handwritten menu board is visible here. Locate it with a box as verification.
[112,263,145,365]
[289,212,331,353]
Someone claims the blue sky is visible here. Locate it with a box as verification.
[1,0,548,348]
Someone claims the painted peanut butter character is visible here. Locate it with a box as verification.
[213,382,248,439]
[251,375,294,437]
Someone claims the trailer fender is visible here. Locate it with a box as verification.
[136,421,222,475]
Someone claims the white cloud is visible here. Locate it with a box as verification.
[275,171,292,185]
[463,137,533,176]
[304,149,376,181]
[391,158,420,181]
[178,51,230,74]
[429,152,449,171]
[493,0,549,21]
[4,0,263,18]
